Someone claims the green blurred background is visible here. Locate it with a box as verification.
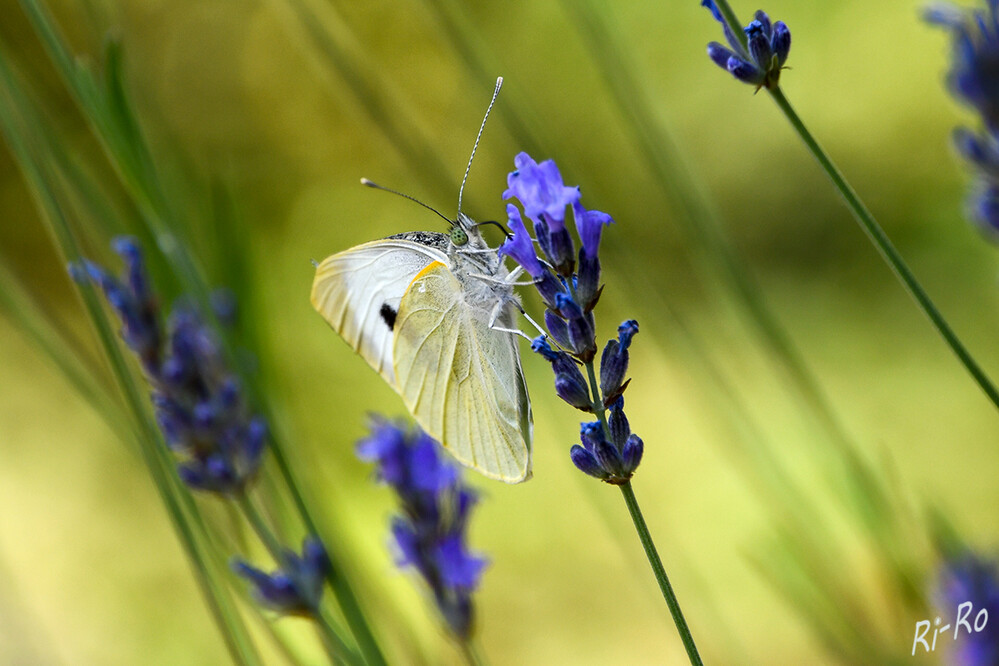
[1,0,997,663]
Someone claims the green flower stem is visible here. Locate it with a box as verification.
[767,87,999,411]
[619,481,703,666]
[317,609,354,666]
[235,492,287,567]
[235,493,359,665]
[580,358,702,665]
[459,636,488,666]
[709,0,999,413]
[263,439,387,666]
[582,359,610,432]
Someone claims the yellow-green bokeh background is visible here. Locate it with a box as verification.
[1,0,997,663]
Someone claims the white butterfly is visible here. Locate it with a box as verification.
[310,79,533,483]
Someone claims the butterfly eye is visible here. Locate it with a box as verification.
[450,226,469,246]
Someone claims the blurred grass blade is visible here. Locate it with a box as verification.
[417,0,546,159]
[750,531,904,664]
[280,0,455,199]
[0,43,263,666]
[0,259,127,440]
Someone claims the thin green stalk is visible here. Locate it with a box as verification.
[576,338,701,664]
[619,482,703,665]
[709,1,999,414]
[458,636,488,666]
[317,609,353,666]
[0,261,127,439]
[769,87,999,410]
[263,429,387,666]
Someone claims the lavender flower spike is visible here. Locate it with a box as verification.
[570,410,642,484]
[929,1,999,237]
[357,419,488,640]
[927,1,999,131]
[72,238,267,495]
[503,152,580,229]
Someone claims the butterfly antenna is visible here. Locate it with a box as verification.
[360,178,452,225]
[457,76,503,216]
[474,219,512,239]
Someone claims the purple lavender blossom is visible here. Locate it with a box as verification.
[929,1,999,237]
[936,551,999,665]
[232,536,330,615]
[357,419,487,639]
[569,400,643,484]
[503,152,581,275]
[72,237,266,494]
[702,2,791,90]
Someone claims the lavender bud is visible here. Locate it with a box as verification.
[622,434,644,475]
[570,444,609,479]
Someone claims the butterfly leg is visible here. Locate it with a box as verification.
[487,299,533,341]
[469,272,537,287]
[505,265,525,282]
[511,303,550,339]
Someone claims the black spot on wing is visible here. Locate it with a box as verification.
[380,303,397,330]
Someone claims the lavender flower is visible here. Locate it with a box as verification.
[570,400,644,484]
[72,237,266,494]
[232,537,330,615]
[702,2,790,90]
[357,419,487,640]
[936,551,999,665]
[71,237,161,374]
[928,2,999,130]
[503,152,580,275]
[500,153,644,483]
[929,1,999,236]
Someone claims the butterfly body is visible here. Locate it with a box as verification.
[311,212,533,483]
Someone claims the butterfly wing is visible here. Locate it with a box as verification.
[310,239,449,385]
[392,261,532,483]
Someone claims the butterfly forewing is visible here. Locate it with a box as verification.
[311,239,448,385]
[393,261,532,483]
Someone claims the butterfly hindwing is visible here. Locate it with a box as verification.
[310,239,448,385]
[393,260,532,482]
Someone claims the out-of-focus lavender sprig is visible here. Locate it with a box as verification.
[357,419,487,642]
[702,1,790,90]
[928,1,999,237]
[232,536,331,616]
[71,237,266,494]
[936,551,999,665]
[72,238,353,661]
[500,152,643,484]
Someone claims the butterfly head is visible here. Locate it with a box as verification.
[449,222,469,247]
[451,212,490,251]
